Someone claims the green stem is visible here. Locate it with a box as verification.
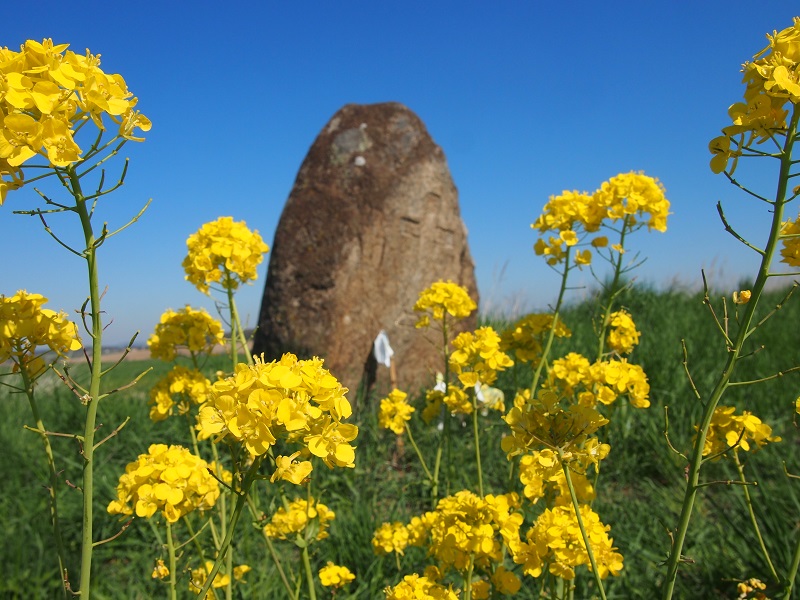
[464,555,474,600]
[21,366,68,599]
[558,451,608,600]
[403,425,434,483]
[225,282,239,367]
[301,544,318,600]
[531,247,572,395]
[245,494,295,599]
[595,219,629,361]
[72,166,106,600]
[661,107,800,600]
[431,318,451,507]
[229,291,254,367]
[472,396,484,498]
[733,452,779,582]
[166,520,177,600]
[196,455,264,599]
[781,527,800,600]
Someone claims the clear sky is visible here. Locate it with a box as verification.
[1,2,798,346]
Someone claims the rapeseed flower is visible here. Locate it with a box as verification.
[413,280,476,329]
[263,497,335,541]
[183,216,269,294]
[384,574,459,599]
[319,562,355,588]
[0,39,151,204]
[107,444,220,523]
[379,389,415,434]
[449,326,514,388]
[606,310,641,355]
[148,366,211,422]
[197,353,357,470]
[147,306,224,362]
[0,289,81,375]
[500,313,572,364]
[701,406,781,457]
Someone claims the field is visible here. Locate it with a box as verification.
[3,284,799,599]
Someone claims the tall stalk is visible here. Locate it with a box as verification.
[68,165,106,599]
[661,107,799,599]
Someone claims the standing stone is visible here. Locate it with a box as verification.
[251,102,479,398]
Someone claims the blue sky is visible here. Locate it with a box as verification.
[1,2,798,346]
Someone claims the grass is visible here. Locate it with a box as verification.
[2,284,800,598]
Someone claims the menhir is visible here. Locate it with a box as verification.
[251,102,479,399]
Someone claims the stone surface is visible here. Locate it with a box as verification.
[251,102,479,398]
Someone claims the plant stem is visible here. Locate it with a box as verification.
[245,494,295,598]
[532,247,572,395]
[661,107,799,600]
[21,367,68,599]
[472,396,484,498]
[166,520,177,600]
[196,455,264,599]
[781,526,800,600]
[733,452,779,582]
[595,217,629,361]
[71,166,105,600]
[403,425,433,483]
[301,544,318,600]
[558,451,607,600]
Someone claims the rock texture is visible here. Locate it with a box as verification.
[251,102,478,398]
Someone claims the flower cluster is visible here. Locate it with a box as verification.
[517,449,601,506]
[547,352,651,409]
[107,444,220,523]
[148,366,211,422]
[449,326,514,388]
[197,353,358,472]
[183,216,269,295]
[413,280,476,329]
[188,563,250,598]
[263,497,335,541]
[147,306,225,362]
[780,213,800,267]
[606,310,641,355]
[384,574,459,600]
[532,173,669,267]
[319,562,355,588]
[500,313,572,363]
[379,389,416,435]
[709,18,800,174]
[701,406,781,458]
[501,389,610,459]
[372,521,411,555]
[0,39,151,203]
[0,289,81,374]
[511,504,623,580]
[375,490,524,593]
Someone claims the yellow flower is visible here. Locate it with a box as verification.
[700,406,781,458]
[500,313,571,364]
[263,497,335,541]
[384,574,459,600]
[378,388,415,435]
[188,561,249,597]
[270,451,313,485]
[0,39,149,200]
[183,216,269,294]
[512,504,623,580]
[449,326,514,388]
[0,289,82,375]
[148,366,211,422]
[413,280,476,328]
[733,290,752,305]
[107,444,220,523]
[372,521,410,555]
[151,559,169,580]
[147,305,225,361]
[606,310,641,355]
[319,562,355,588]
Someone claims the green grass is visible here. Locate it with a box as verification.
[2,285,800,598]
